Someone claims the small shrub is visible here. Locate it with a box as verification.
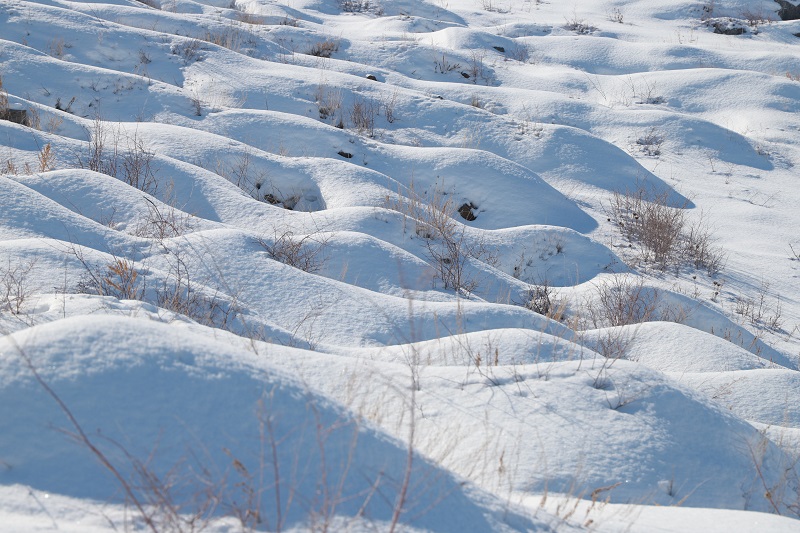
[564,12,596,34]
[588,275,661,328]
[76,118,159,195]
[505,43,530,63]
[339,0,374,13]
[0,259,36,315]
[308,40,338,58]
[155,251,238,330]
[480,0,506,13]
[433,53,461,74]
[37,143,55,172]
[382,89,399,123]
[740,9,771,28]
[26,106,41,130]
[172,39,204,65]
[256,231,329,273]
[48,38,67,59]
[385,182,496,295]
[466,50,494,85]
[133,197,195,241]
[734,282,783,331]
[87,257,143,301]
[606,184,725,273]
[607,187,682,268]
[316,84,343,124]
[636,127,664,156]
[204,25,246,53]
[236,12,264,25]
[523,280,565,320]
[349,96,377,137]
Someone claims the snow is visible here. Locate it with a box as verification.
[2,0,800,530]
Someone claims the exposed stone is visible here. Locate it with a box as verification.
[775,0,800,20]
[0,106,29,126]
[458,203,477,221]
[713,23,745,35]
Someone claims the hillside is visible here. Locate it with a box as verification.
[1,0,800,531]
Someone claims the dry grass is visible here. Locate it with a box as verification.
[77,117,159,195]
[349,96,377,137]
[308,39,339,58]
[255,230,330,274]
[0,259,36,315]
[606,184,725,274]
[385,181,496,294]
[37,143,55,171]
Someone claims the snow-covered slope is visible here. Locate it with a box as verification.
[2,0,800,531]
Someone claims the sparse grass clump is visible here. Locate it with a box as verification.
[564,12,597,34]
[308,39,339,58]
[636,127,664,156]
[0,259,36,315]
[76,118,159,195]
[606,185,725,274]
[385,182,496,295]
[734,281,784,332]
[349,96,377,137]
[522,280,565,321]
[255,230,329,274]
[316,83,343,125]
[338,0,376,13]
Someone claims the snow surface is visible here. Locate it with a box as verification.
[2,0,800,531]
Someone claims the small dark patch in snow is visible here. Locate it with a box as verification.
[706,18,749,35]
[458,203,478,221]
[337,150,353,158]
[714,24,745,35]
[492,46,505,53]
[365,74,378,81]
[0,107,30,126]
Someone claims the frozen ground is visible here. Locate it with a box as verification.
[1,0,800,531]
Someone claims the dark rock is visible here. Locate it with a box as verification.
[0,108,29,126]
[365,74,378,81]
[493,46,505,53]
[775,0,800,20]
[458,203,477,221]
[337,150,353,159]
[713,23,745,35]
[460,72,470,78]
